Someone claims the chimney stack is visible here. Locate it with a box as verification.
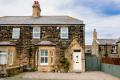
[93,29,97,41]
[32,1,41,17]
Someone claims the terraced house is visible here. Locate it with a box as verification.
[0,1,85,75]
[92,29,120,58]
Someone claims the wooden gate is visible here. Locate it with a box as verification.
[85,54,101,71]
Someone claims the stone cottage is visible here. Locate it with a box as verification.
[0,1,85,75]
[92,29,120,58]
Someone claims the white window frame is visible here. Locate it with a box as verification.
[39,50,48,65]
[0,51,7,65]
[33,27,40,39]
[9,49,14,65]
[12,28,20,39]
[60,27,68,39]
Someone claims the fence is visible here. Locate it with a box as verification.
[101,57,120,65]
[101,57,120,78]
[85,54,100,71]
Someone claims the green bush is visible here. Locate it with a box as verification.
[59,57,70,72]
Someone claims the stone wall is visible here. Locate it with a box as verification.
[0,24,85,73]
[65,38,85,72]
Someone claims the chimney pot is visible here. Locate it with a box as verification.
[32,0,41,17]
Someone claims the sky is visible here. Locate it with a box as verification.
[0,0,120,44]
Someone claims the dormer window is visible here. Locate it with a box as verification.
[60,27,68,39]
[33,27,40,39]
[12,28,20,39]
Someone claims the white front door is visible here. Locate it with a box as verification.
[73,52,82,72]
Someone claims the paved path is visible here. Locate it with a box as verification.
[1,71,120,80]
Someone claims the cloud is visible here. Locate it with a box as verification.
[70,0,120,15]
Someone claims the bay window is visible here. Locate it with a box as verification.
[40,50,48,65]
[51,51,54,65]
[8,49,14,65]
[0,51,7,65]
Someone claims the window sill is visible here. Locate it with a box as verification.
[33,38,40,39]
[40,63,48,66]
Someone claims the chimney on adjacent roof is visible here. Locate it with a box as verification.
[32,1,41,17]
[93,29,97,41]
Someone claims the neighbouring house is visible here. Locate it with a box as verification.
[0,1,85,75]
[92,29,120,58]
[116,38,120,57]
[85,45,92,54]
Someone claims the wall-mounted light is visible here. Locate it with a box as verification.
[57,27,59,30]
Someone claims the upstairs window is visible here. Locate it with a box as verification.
[60,27,68,39]
[12,28,20,39]
[33,27,40,39]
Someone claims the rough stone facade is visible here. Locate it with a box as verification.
[0,1,85,76]
[65,38,85,72]
[0,24,85,74]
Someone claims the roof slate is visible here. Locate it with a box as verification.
[85,45,92,49]
[96,39,117,45]
[35,41,56,46]
[0,16,83,25]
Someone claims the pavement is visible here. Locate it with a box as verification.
[0,71,120,80]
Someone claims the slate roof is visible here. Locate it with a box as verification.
[0,16,83,25]
[35,41,56,46]
[96,39,117,45]
[0,41,16,46]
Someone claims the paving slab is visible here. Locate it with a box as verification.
[0,71,120,80]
